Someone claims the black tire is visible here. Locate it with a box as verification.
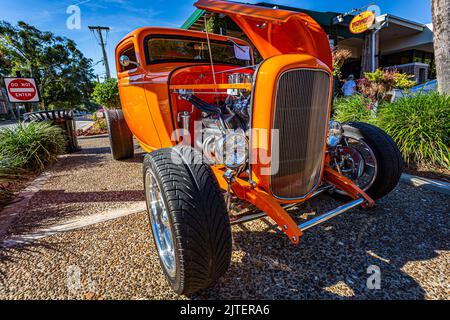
[105,109,134,160]
[334,122,403,201]
[143,145,232,295]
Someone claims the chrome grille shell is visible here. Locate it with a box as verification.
[270,68,331,199]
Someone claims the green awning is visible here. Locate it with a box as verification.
[181,9,205,29]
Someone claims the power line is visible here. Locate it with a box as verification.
[88,26,111,80]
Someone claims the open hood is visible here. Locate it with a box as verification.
[194,0,332,68]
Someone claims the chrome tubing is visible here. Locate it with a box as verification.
[230,185,333,225]
[230,211,266,224]
[298,198,365,231]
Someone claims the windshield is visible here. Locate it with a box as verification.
[146,36,251,66]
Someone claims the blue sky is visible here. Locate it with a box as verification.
[0,0,432,79]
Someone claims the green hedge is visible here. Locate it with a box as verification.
[0,122,66,176]
[333,95,373,123]
[333,93,450,169]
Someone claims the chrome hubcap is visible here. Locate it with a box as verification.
[145,170,176,277]
[336,137,378,193]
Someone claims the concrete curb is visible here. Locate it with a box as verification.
[2,202,146,248]
[0,162,61,238]
[76,122,95,136]
[76,120,95,132]
[400,173,450,196]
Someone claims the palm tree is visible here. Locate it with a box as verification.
[432,0,450,94]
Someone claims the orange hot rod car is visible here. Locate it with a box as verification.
[109,0,402,294]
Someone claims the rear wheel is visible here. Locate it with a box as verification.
[143,145,232,295]
[105,109,134,160]
[332,122,403,201]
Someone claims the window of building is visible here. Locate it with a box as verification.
[381,50,434,69]
[419,68,426,83]
[380,50,414,67]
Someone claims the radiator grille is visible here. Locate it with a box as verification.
[270,69,330,199]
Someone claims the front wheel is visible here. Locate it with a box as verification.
[331,122,403,200]
[143,145,232,295]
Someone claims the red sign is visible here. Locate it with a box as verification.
[3,78,40,103]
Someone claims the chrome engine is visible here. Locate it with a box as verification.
[178,73,252,169]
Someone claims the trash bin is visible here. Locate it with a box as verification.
[24,109,80,153]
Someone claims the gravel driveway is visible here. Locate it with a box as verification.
[0,135,448,300]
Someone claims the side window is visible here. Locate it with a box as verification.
[119,45,138,72]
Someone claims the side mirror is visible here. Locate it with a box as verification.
[119,55,138,68]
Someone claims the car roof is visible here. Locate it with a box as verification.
[117,27,250,50]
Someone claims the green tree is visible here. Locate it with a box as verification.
[0,51,11,75]
[91,78,121,109]
[0,21,95,111]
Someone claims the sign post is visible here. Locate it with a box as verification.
[348,7,387,72]
[3,77,40,103]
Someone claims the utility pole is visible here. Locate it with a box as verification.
[88,26,111,80]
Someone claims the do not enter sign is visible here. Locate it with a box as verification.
[3,78,40,103]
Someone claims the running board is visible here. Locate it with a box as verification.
[298,198,365,231]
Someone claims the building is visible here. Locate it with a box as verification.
[0,81,16,120]
[182,2,434,83]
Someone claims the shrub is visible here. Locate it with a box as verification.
[358,69,416,103]
[333,94,374,123]
[392,72,417,90]
[376,92,450,169]
[93,118,107,131]
[0,122,66,175]
[91,78,121,109]
[91,110,107,131]
[332,47,352,79]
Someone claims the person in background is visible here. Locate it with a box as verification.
[342,74,356,97]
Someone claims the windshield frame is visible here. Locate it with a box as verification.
[143,34,252,67]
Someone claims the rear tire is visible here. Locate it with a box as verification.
[333,122,403,201]
[105,109,134,160]
[143,145,232,295]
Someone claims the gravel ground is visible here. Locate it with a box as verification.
[0,134,145,238]
[0,135,449,300]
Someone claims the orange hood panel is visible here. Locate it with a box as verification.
[194,0,332,68]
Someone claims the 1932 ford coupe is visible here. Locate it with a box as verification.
[110,0,402,294]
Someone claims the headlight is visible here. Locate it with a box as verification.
[327,120,344,147]
[215,131,248,169]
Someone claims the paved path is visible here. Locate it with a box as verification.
[0,135,448,300]
[74,120,94,131]
[0,121,18,130]
[0,120,93,131]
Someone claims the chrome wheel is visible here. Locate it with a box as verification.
[145,169,176,277]
[335,137,378,193]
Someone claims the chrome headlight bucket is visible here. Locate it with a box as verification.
[215,130,249,170]
[327,120,344,147]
